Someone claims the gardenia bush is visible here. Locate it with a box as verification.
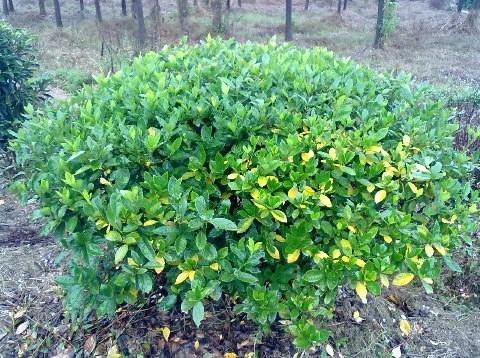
[11,38,478,348]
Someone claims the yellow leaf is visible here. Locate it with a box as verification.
[407,182,418,194]
[210,263,220,271]
[287,249,301,263]
[433,243,446,256]
[175,271,190,285]
[329,148,337,160]
[100,177,112,186]
[355,282,368,304]
[143,219,158,226]
[127,258,138,267]
[424,244,434,257]
[314,251,329,263]
[129,288,138,297]
[271,210,287,223]
[188,270,196,281]
[340,239,352,250]
[374,190,387,204]
[332,249,341,259]
[194,340,200,350]
[275,234,286,242]
[267,246,280,260]
[383,235,393,243]
[367,183,375,193]
[399,319,411,336]
[288,187,298,199]
[365,145,382,154]
[303,186,315,196]
[355,258,366,268]
[342,256,350,263]
[253,201,266,210]
[380,274,390,288]
[301,150,314,162]
[224,353,237,358]
[154,257,165,274]
[319,194,332,208]
[148,127,157,136]
[227,173,239,180]
[250,189,260,200]
[347,225,357,233]
[288,155,294,162]
[162,327,171,341]
[258,176,268,187]
[402,135,411,146]
[392,272,414,286]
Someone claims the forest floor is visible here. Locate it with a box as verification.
[1,0,480,357]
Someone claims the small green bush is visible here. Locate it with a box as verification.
[0,21,46,145]
[11,38,478,348]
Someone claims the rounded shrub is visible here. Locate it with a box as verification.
[0,20,45,145]
[11,38,478,347]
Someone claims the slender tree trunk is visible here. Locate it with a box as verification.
[94,0,102,22]
[304,0,309,10]
[374,0,385,49]
[134,0,146,46]
[237,0,241,7]
[121,0,127,15]
[193,0,198,7]
[212,0,222,31]
[337,0,342,14]
[226,0,230,10]
[39,0,46,15]
[53,0,63,27]
[285,0,292,41]
[7,0,13,12]
[2,0,9,15]
[176,0,189,32]
[79,0,84,11]
[131,0,137,19]
[457,0,463,12]
[343,0,347,10]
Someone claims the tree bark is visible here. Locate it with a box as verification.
[121,0,127,15]
[94,0,102,22]
[53,0,63,27]
[337,0,342,14]
[193,0,198,7]
[131,0,137,19]
[285,0,292,41]
[133,0,146,46]
[457,0,463,12]
[212,0,222,31]
[39,0,46,15]
[374,0,385,49]
[237,0,241,7]
[343,0,347,10]
[226,0,230,10]
[304,0,309,11]
[176,0,189,32]
[2,0,9,15]
[79,0,84,11]
[7,0,13,12]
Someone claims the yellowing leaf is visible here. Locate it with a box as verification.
[210,263,219,271]
[250,189,260,200]
[365,145,382,154]
[100,177,112,186]
[407,182,418,194]
[342,256,350,263]
[402,135,411,146]
[188,270,196,281]
[329,148,337,160]
[267,246,280,260]
[253,201,266,210]
[392,272,414,286]
[175,271,190,285]
[433,243,446,256]
[367,183,375,193]
[332,249,341,259]
[143,219,158,227]
[374,190,387,204]
[301,150,314,162]
[288,155,294,162]
[424,244,434,257]
[303,186,315,196]
[383,235,393,243]
[380,274,390,288]
[319,194,332,208]
[154,256,165,274]
[355,258,366,268]
[355,282,368,304]
[399,319,411,336]
[275,234,286,242]
[224,353,237,358]
[287,249,301,263]
[194,340,200,350]
[347,225,357,233]
[258,176,268,187]
[340,239,352,250]
[127,258,138,267]
[148,127,157,136]
[162,327,170,341]
[271,210,287,223]
[227,172,239,180]
[314,251,329,263]
[288,187,298,199]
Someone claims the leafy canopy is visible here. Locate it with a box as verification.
[11,37,478,348]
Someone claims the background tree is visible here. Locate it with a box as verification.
[457,0,464,12]
[237,0,241,7]
[7,0,13,12]
[132,0,146,46]
[121,0,127,15]
[79,0,84,11]
[304,0,309,11]
[343,0,348,10]
[53,0,63,27]
[374,0,385,48]
[94,0,102,22]
[337,0,342,14]
[39,0,46,15]
[285,0,292,41]
[212,0,222,31]
[176,0,189,33]
[2,0,9,15]
[226,0,230,11]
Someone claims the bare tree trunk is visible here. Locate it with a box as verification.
[457,0,463,12]
[212,0,222,31]
[237,0,241,7]
[134,0,146,46]
[94,0,102,22]
[285,0,292,41]
[337,0,342,14]
[131,0,137,19]
[121,0,127,15]
[7,0,13,12]
[304,0,309,10]
[176,0,189,32]
[226,0,230,10]
[373,0,384,49]
[53,0,63,27]
[343,0,347,10]
[39,0,46,15]
[79,0,84,11]
[2,0,9,15]
[193,0,198,7]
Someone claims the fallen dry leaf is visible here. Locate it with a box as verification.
[14,308,27,319]
[15,321,29,335]
[392,346,402,358]
[84,335,97,355]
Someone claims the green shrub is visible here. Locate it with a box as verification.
[0,21,46,145]
[11,38,478,348]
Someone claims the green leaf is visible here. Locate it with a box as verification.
[234,270,258,284]
[105,231,122,242]
[157,294,177,311]
[115,244,129,264]
[192,301,205,327]
[210,218,237,231]
[443,255,462,273]
[303,269,323,283]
